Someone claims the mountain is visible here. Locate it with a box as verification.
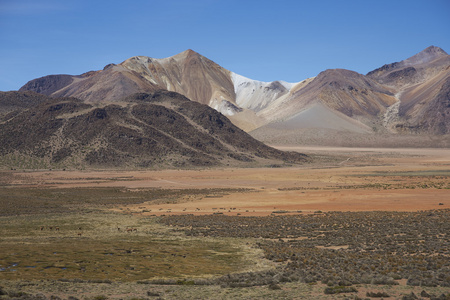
[252,46,450,145]
[20,50,239,114]
[0,90,307,169]
[367,46,448,86]
[256,68,397,128]
[367,46,450,135]
[19,65,159,105]
[18,46,450,146]
[249,69,397,146]
[19,50,302,132]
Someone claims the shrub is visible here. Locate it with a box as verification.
[176,279,195,285]
[371,275,399,285]
[268,283,282,290]
[366,291,390,297]
[324,286,358,294]
[401,292,418,300]
[7,291,27,298]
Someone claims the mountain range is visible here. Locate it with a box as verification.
[2,46,448,169]
[18,46,450,147]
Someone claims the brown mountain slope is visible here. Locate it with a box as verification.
[20,65,160,104]
[0,91,307,169]
[293,69,396,118]
[256,69,397,133]
[19,50,239,114]
[252,47,450,145]
[367,46,448,87]
[255,47,450,141]
[18,74,76,96]
[122,50,236,109]
[396,75,450,134]
[367,46,450,134]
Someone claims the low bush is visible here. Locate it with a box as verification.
[324,285,358,294]
[366,291,390,297]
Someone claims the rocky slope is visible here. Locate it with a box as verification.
[0,90,50,120]
[0,91,307,169]
[367,46,450,134]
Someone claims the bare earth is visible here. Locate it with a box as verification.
[6,147,450,215]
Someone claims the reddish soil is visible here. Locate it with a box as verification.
[4,147,450,216]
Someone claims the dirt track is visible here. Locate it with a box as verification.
[4,147,449,215]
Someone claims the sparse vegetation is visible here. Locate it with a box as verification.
[159,210,450,288]
[324,285,358,294]
[0,186,250,216]
[0,147,449,299]
[0,91,308,170]
[366,290,390,297]
[1,203,449,298]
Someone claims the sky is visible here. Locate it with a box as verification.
[0,0,449,91]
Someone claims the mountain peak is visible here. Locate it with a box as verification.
[183,49,198,55]
[422,45,448,55]
[367,46,448,77]
[175,49,202,59]
[403,45,448,66]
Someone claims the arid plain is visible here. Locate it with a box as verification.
[1,146,449,299]
[6,147,449,214]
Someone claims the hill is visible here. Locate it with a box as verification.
[367,46,450,135]
[0,91,307,169]
[0,90,51,119]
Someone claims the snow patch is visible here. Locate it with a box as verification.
[211,98,242,116]
[231,72,300,112]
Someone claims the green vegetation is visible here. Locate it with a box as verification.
[0,212,249,282]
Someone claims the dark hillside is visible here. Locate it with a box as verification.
[18,74,75,96]
[0,91,51,120]
[0,91,307,169]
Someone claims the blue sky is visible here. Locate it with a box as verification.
[0,0,449,91]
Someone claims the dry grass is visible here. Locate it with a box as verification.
[0,186,249,216]
[0,210,265,282]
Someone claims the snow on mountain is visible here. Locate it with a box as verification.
[231,72,299,112]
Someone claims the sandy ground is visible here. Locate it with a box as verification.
[3,147,450,216]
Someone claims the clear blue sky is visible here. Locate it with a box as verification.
[1,0,449,91]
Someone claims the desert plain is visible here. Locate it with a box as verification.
[0,146,449,299]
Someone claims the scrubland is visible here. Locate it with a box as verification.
[0,147,449,299]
